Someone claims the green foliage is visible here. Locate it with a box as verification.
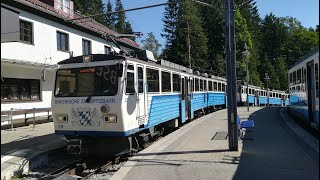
[141,32,162,59]
[104,0,116,30]
[73,0,105,24]
[115,0,126,33]
[162,0,208,69]
[114,0,135,40]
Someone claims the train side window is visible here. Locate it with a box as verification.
[126,64,135,94]
[190,78,194,92]
[146,68,159,93]
[214,81,217,91]
[138,66,143,93]
[297,86,300,91]
[199,79,203,91]
[195,78,199,91]
[161,71,171,93]
[173,73,180,92]
[297,68,301,83]
[209,81,213,91]
[222,83,225,92]
[218,82,221,91]
[315,63,319,97]
[303,68,306,83]
[204,80,207,91]
[293,71,296,84]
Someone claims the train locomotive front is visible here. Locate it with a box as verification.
[52,54,138,156]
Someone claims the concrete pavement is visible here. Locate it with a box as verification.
[111,107,319,180]
[1,122,66,179]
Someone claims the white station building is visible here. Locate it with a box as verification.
[1,0,141,113]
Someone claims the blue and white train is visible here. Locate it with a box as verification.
[51,50,289,156]
[237,84,289,106]
[288,48,319,131]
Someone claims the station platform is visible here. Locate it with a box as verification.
[1,122,66,179]
[111,107,319,180]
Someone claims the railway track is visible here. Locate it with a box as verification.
[39,156,125,179]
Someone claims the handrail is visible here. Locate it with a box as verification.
[1,107,52,131]
[1,107,51,116]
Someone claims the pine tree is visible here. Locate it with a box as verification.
[162,0,208,69]
[104,0,116,30]
[161,0,179,61]
[73,0,105,24]
[115,0,126,33]
[199,0,225,76]
[141,32,162,59]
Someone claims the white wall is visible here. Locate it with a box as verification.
[0,4,134,65]
[1,63,55,111]
[1,4,136,112]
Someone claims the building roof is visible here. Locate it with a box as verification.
[2,0,142,50]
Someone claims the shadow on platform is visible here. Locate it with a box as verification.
[232,107,319,180]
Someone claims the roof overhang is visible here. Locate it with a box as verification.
[1,58,58,69]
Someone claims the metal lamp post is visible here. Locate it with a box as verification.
[264,73,270,106]
[243,43,250,112]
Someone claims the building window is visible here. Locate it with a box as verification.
[57,31,69,51]
[57,0,70,13]
[19,19,33,44]
[126,64,135,94]
[1,78,40,102]
[105,46,111,54]
[82,39,91,55]
[147,68,159,93]
[161,71,171,92]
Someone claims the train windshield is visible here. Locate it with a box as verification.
[54,65,119,97]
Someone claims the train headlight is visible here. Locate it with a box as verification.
[104,114,117,123]
[101,105,109,113]
[57,115,68,123]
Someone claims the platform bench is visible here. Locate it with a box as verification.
[237,115,254,139]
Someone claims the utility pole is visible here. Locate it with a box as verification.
[225,0,238,151]
[243,43,250,112]
[264,73,270,106]
[246,60,249,111]
[191,0,238,151]
[187,21,191,69]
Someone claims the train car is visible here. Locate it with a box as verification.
[237,84,260,106]
[288,48,319,131]
[52,51,228,156]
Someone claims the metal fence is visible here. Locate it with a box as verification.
[1,107,51,131]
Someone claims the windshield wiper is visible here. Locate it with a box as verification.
[85,95,93,103]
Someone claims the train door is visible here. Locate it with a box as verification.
[183,77,190,119]
[307,61,315,124]
[136,65,146,123]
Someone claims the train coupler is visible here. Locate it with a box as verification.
[67,139,83,155]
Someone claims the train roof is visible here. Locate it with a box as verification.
[290,47,319,69]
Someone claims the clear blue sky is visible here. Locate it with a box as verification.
[104,0,319,50]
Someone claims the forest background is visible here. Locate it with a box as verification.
[74,0,319,91]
